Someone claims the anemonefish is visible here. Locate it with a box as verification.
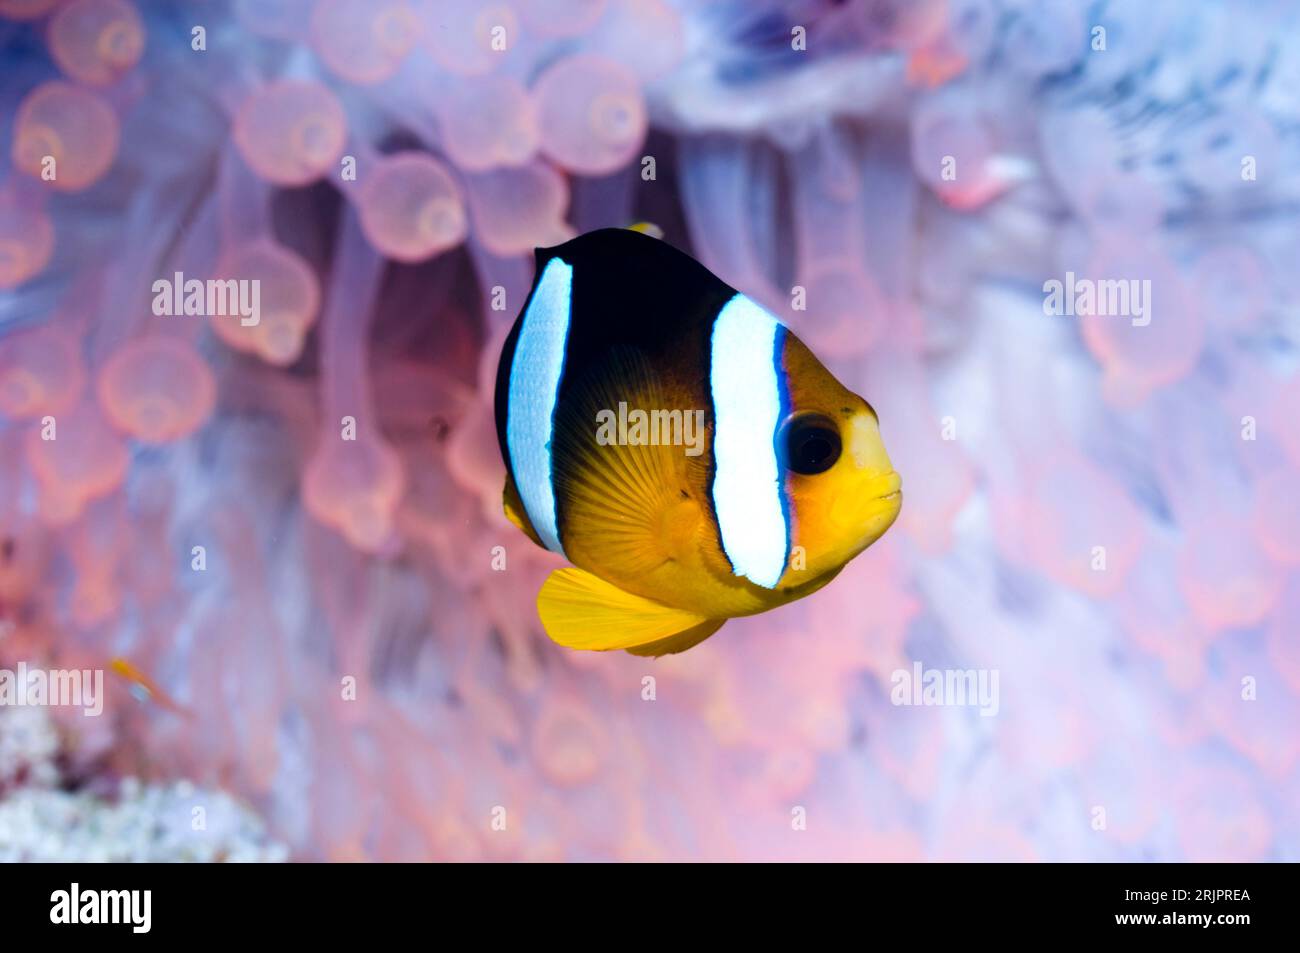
[495,227,901,656]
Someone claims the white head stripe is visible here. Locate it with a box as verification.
[506,258,573,556]
[709,294,788,589]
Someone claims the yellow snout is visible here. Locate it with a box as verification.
[783,409,902,585]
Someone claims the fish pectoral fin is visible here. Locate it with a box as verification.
[538,567,719,652]
[550,346,710,578]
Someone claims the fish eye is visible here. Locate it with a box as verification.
[779,414,842,476]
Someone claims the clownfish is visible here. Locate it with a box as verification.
[495,228,901,656]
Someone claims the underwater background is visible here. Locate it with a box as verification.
[1,0,1298,861]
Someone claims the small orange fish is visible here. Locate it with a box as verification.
[109,658,192,718]
[907,41,968,88]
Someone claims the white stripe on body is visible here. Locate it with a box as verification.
[709,294,788,589]
[506,258,574,556]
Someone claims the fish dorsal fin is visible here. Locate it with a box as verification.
[538,567,720,652]
[550,346,710,582]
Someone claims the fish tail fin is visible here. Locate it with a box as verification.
[537,567,723,654]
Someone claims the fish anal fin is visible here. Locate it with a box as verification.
[538,567,715,652]
[624,617,725,657]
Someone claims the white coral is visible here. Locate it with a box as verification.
[0,707,288,862]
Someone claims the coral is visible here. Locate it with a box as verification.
[0,703,287,860]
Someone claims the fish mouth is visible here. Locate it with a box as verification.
[865,470,903,502]
[829,472,902,537]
